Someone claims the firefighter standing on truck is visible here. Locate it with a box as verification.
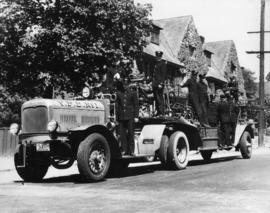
[115,74,139,156]
[217,93,238,147]
[152,51,167,116]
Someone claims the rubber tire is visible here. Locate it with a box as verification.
[77,133,111,181]
[159,135,169,166]
[167,131,190,170]
[200,150,213,161]
[14,152,49,182]
[239,131,252,159]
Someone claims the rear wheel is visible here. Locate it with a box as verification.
[167,131,189,169]
[200,150,213,161]
[159,135,169,166]
[77,133,111,181]
[14,151,49,182]
[239,131,252,159]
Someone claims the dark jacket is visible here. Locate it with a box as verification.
[181,77,199,100]
[152,59,167,88]
[217,100,238,124]
[197,80,209,105]
[116,87,139,121]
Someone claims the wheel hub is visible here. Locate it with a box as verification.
[89,150,106,174]
[176,140,187,163]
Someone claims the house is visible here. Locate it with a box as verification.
[137,15,208,96]
[137,16,245,99]
[203,40,245,96]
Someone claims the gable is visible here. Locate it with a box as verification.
[154,15,192,59]
[203,40,233,73]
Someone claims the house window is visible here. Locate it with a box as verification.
[204,50,212,67]
[189,45,195,57]
[151,26,160,45]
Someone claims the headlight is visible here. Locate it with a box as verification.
[106,121,116,131]
[9,123,20,135]
[47,120,58,132]
[82,87,91,98]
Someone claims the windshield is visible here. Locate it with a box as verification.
[22,106,48,133]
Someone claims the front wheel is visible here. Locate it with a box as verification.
[239,131,252,159]
[14,151,49,182]
[77,133,111,181]
[167,131,190,170]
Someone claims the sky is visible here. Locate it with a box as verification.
[135,0,270,82]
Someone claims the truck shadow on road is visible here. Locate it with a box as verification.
[188,155,242,166]
[34,155,242,184]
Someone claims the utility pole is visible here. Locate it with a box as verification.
[246,0,270,146]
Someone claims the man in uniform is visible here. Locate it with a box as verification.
[181,70,203,125]
[152,51,167,116]
[217,93,239,147]
[197,73,210,125]
[115,75,139,155]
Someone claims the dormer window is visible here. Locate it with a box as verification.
[189,45,195,57]
[204,50,212,67]
[151,24,161,45]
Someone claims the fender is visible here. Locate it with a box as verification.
[69,124,120,158]
[233,123,254,147]
[137,124,166,155]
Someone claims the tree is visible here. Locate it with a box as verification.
[241,67,257,99]
[0,86,26,126]
[266,72,270,81]
[0,0,152,98]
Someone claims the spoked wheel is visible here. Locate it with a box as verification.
[239,131,252,159]
[167,131,190,170]
[77,133,111,181]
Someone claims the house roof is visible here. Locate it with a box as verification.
[203,40,234,74]
[206,67,227,83]
[203,40,237,83]
[143,15,193,67]
[143,30,184,66]
[154,15,192,58]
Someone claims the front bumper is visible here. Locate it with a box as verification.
[16,133,72,167]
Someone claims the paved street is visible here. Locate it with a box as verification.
[1,146,270,213]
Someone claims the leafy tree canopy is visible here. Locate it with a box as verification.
[0,86,25,126]
[266,72,270,81]
[0,0,152,98]
[241,67,257,98]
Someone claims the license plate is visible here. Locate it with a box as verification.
[36,143,50,152]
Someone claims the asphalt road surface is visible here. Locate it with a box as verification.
[1,148,270,213]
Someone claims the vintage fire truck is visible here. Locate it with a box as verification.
[9,90,254,182]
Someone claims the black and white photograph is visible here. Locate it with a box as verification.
[0,0,270,212]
